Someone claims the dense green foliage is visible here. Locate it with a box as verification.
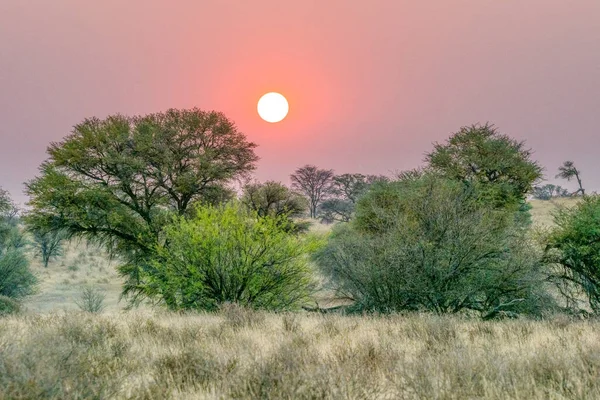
[546,195,600,312]
[131,203,318,311]
[0,189,36,304]
[316,175,550,318]
[25,109,258,298]
[426,124,542,209]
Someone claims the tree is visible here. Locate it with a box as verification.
[31,229,67,268]
[545,195,600,312]
[532,184,569,200]
[290,165,334,219]
[425,124,543,209]
[241,181,307,219]
[315,175,551,318]
[319,173,388,223]
[0,189,36,303]
[25,109,258,299]
[241,181,309,232]
[556,161,585,196]
[134,203,318,311]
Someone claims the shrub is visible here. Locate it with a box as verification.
[0,189,36,300]
[546,195,600,312]
[132,203,319,311]
[316,175,550,318]
[75,286,106,313]
[0,295,21,316]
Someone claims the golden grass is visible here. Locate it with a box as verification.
[1,308,599,399]
[528,197,580,228]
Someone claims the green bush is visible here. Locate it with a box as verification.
[0,250,36,299]
[131,203,319,311]
[0,295,22,316]
[75,286,106,313]
[316,175,550,318]
[0,189,36,301]
[546,195,600,312]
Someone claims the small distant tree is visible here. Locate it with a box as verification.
[426,124,543,209]
[241,181,307,219]
[133,203,318,311]
[241,181,309,232]
[31,229,67,268]
[546,195,600,312]
[290,165,335,219]
[319,174,388,223]
[75,286,106,313]
[556,161,585,196]
[532,184,569,200]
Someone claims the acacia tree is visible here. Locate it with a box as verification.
[546,195,600,312]
[320,173,388,223]
[425,124,542,209]
[556,161,585,196]
[25,109,258,299]
[31,229,67,268]
[290,165,334,219]
[241,181,307,219]
[316,175,551,318]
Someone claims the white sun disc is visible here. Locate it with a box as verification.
[257,92,289,123]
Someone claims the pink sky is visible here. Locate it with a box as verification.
[1,0,599,204]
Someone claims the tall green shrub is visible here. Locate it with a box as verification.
[132,203,318,311]
[0,189,36,305]
[546,195,600,312]
[316,175,550,318]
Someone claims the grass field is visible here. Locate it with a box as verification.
[1,308,599,399]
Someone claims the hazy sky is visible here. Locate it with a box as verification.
[1,0,599,205]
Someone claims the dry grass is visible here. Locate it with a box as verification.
[528,198,580,228]
[1,309,599,399]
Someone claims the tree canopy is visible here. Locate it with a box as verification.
[290,165,334,219]
[425,124,542,208]
[25,109,258,297]
[316,175,550,318]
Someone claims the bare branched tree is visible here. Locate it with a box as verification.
[556,161,585,196]
[290,165,334,219]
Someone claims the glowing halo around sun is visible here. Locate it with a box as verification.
[257,92,289,123]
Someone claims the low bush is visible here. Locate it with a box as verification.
[0,295,21,316]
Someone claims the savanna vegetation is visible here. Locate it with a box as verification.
[2,110,599,399]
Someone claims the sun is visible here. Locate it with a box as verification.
[257,92,289,123]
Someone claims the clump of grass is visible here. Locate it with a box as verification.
[220,303,265,330]
[75,286,106,313]
[67,265,79,272]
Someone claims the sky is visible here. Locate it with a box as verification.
[1,0,599,205]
